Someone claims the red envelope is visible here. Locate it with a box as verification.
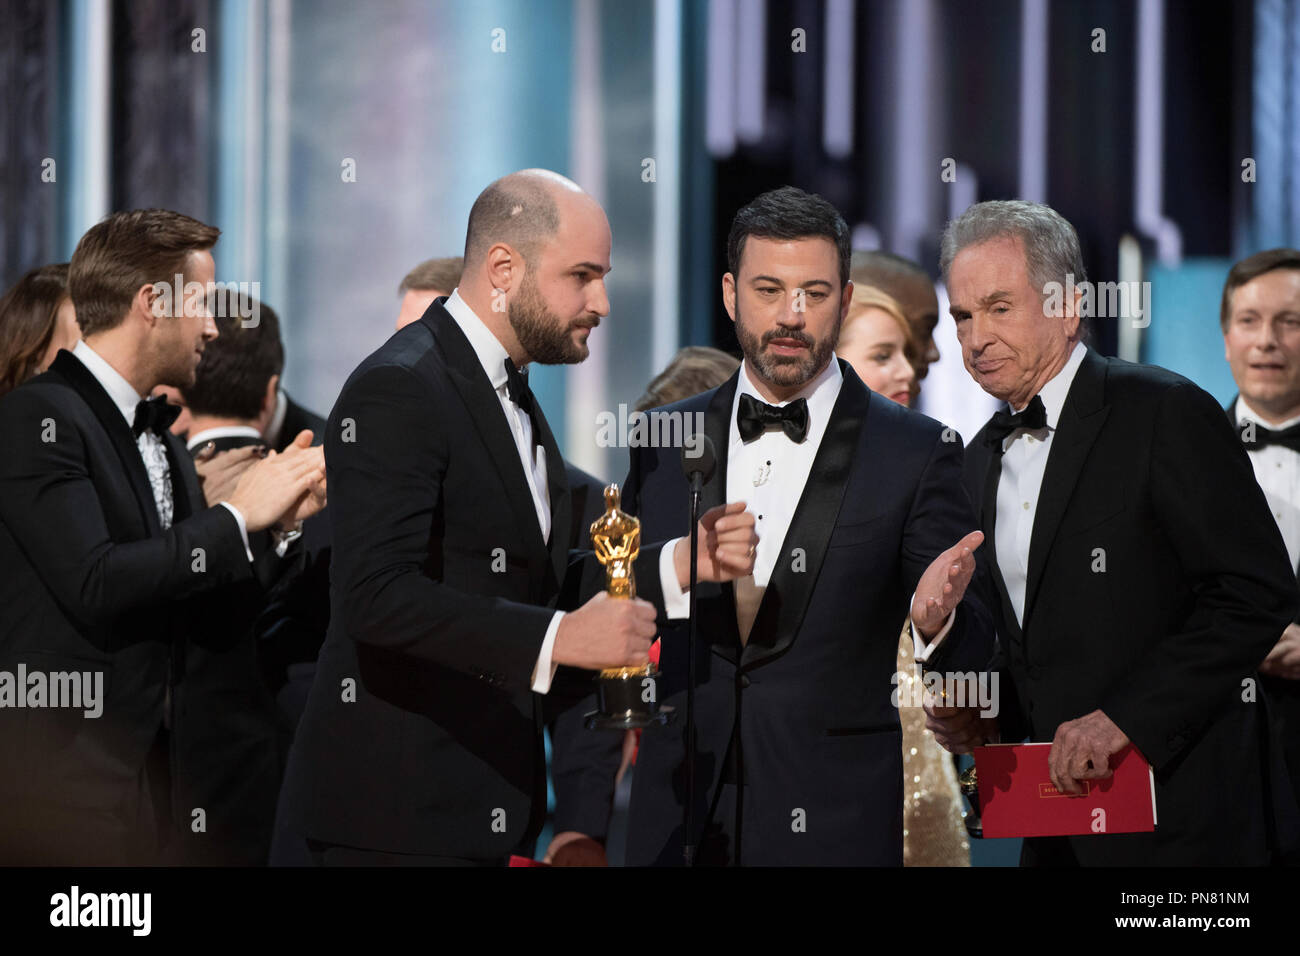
[973,742,1157,838]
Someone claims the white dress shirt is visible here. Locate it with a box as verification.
[994,341,1088,626]
[442,289,563,693]
[1236,397,1300,571]
[657,357,953,655]
[71,340,253,558]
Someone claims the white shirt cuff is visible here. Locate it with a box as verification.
[910,590,957,664]
[659,537,691,620]
[218,501,255,563]
[530,611,564,694]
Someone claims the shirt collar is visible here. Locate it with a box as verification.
[72,339,144,428]
[187,425,264,451]
[731,353,843,433]
[1014,340,1087,429]
[1237,396,1300,432]
[442,288,513,392]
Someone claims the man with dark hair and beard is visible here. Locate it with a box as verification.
[277,169,756,865]
[554,186,994,866]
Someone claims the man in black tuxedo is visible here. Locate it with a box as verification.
[554,187,993,866]
[178,293,330,711]
[277,169,746,866]
[267,392,326,453]
[564,462,609,548]
[161,294,324,864]
[0,209,326,864]
[929,200,1298,866]
[1221,248,1300,857]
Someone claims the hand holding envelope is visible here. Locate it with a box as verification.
[1047,709,1131,795]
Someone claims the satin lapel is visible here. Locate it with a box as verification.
[1023,348,1110,628]
[701,373,736,516]
[531,399,571,587]
[700,374,741,664]
[741,360,864,671]
[426,305,551,568]
[970,427,1023,645]
[49,351,161,536]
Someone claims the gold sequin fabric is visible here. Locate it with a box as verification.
[896,626,971,866]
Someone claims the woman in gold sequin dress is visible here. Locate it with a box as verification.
[837,283,970,866]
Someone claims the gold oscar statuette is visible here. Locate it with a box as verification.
[584,484,673,731]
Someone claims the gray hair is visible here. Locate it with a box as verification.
[939,200,1087,297]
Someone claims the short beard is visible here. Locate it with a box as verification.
[508,271,589,365]
[155,330,199,390]
[734,300,840,391]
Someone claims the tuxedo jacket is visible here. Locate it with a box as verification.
[565,462,609,549]
[556,361,994,866]
[275,393,327,451]
[188,429,334,718]
[963,349,1298,866]
[167,433,299,865]
[277,300,590,860]
[1226,394,1300,843]
[0,350,255,862]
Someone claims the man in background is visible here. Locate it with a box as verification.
[930,200,1296,865]
[396,256,463,331]
[170,293,323,863]
[1222,248,1300,858]
[178,292,332,721]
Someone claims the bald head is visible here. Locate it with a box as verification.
[463,169,591,269]
[456,169,612,368]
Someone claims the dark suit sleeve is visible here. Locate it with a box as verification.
[0,388,253,628]
[1100,382,1299,770]
[901,430,995,676]
[326,364,554,693]
[987,634,1030,743]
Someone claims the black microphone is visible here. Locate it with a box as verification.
[678,431,715,866]
[681,434,717,491]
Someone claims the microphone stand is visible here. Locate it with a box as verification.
[684,471,702,867]
[678,433,714,868]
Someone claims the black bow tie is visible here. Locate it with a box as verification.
[503,359,533,415]
[737,393,810,444]
[986,394,1047,451]
[132,395,181,438]
[1242,419,1300,454]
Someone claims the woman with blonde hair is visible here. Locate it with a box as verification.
[838,279,971,867]
[837,283,917,407]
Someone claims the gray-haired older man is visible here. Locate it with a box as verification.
[926,199,1298,866]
